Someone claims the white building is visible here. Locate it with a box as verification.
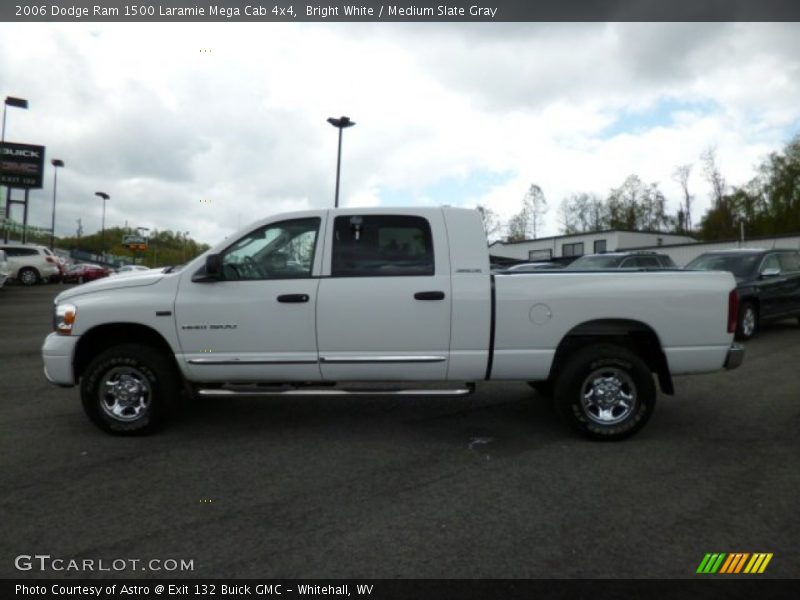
[490,230,697,261]
[490,229,800,267]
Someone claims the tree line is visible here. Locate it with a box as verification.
[477,134,800,243]
[24,227,210,267]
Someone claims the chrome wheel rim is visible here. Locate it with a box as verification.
[100,366,151,422]
[742,308,756,337]
[580,367,637,425]
[20,270,36,285]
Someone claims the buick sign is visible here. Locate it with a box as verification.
[0,142,46,189]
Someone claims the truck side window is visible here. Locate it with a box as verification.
[778,252,800,273]
[636,256,661,268]
[760,254,780,274]
[331,215,434,277]
[220,217,320,281]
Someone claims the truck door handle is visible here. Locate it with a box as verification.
[414,291,445,301]
[277,294,309,303]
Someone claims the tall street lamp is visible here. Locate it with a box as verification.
[95,191,110,258]
[326,116,355,209]
[50,159,64,250]
[2,96,29,244]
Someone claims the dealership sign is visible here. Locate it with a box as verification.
[123,234,148,251]
[0,142,46,189]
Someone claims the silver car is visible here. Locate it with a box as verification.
[0,249,10,288]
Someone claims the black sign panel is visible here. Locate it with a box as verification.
[0,141,46,189]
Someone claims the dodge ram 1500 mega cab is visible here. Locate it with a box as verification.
[42,207,744,439]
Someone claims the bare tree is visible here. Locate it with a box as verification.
[475,204,501,241]
[672,164,694,232]
[523,184,548,239]
[558,198,580,234]
[506,211,528,242]
[701,147,726,207]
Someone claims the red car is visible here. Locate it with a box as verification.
[62,263,110,284]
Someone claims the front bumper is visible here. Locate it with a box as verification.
[42,332,79,387]
[724,343,745,370]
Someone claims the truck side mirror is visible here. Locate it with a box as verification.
[206,254,222,278]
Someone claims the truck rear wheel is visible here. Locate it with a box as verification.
[80,343,180,435]
[736,301,757,340]
[554,344,655,440]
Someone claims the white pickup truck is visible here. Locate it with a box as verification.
[42,207,743,440]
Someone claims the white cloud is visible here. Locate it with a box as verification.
[0,22,798,244]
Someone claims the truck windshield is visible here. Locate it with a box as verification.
[685,254,761,278]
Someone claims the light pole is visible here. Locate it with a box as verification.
[1,96,28,149]
[326,116,355,208]
[183,230,190,262]
[2,96,29,244]
[49,159,64,250]
[95,191,109,259]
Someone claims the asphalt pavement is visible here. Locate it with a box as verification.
[1,283,798,579]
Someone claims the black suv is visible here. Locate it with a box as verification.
[685,249,800,340]
[565,251,677,270]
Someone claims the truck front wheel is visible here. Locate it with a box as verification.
[80,344,180,435]
[554,344,655,440]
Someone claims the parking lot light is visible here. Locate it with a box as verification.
[95,192,110,258]
[50,159,65,250]
[327,116,355,209]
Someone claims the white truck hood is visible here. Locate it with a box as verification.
[55,270,167,302]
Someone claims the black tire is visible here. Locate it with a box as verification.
[554,344,656,441]
[18,267,39,286]
[80,343,181,435]
[527,380,554,397]
[735,301,758,341]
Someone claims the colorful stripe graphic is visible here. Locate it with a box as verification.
[696,553,773,574]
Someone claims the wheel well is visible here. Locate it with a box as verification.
[740,297,759,313]
[74,323,178,382]
[548,319,674,395]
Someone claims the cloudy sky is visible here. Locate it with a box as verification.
[1,22,799,244]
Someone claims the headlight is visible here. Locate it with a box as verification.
[54,303,77,335]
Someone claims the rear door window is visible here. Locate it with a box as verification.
[331,215,434,277]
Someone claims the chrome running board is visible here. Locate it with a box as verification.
[196,384,475,398]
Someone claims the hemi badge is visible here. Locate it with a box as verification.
[156,311,172,317]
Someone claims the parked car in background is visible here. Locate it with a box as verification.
[565,251,677,270]
[113,265,151,276]
[62,263,110,284]
[0,244,62,285]
[501,262,565,273]
[0,249,11,288]
[685,248,800,340]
